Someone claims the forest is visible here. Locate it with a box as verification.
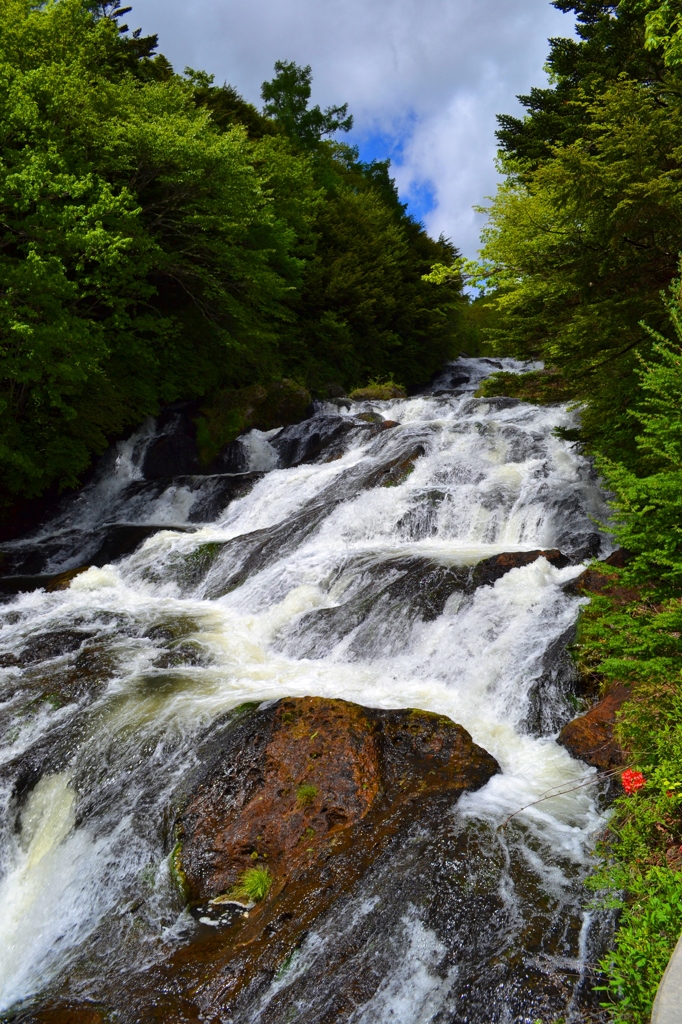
[447,1,682,1018]
[0,0,464,519]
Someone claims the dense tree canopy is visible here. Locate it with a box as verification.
[453,1,682,466]
[0,0,464,512]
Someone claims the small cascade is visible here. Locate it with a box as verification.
[0,358,613,1021]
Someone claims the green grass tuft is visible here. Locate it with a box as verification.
[232,866,272,902]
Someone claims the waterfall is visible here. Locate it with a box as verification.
[0,358,613,1021]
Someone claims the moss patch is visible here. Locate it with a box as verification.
[170,841,189,899]
[349,380,406,401]
[296,784,318,806]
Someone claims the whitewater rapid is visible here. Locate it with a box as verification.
[0,358,612,1020]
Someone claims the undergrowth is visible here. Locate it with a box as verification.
[475,367,574,405]
[575,573,682,1022]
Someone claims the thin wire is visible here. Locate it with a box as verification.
[497,761,637,831]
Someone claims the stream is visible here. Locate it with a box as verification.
[0,358,614,1022]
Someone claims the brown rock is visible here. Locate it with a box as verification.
[601,548,633,569]
[471,549,569,588]
[557,682,631,770]
[151,697,499,1019]
[179,697,498,902]
[666,845,682,871]
[567,560,640,606]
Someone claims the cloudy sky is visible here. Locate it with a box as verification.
[129,0,575,257]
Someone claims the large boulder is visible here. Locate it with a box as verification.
[178,697,499,904]
[151,698,499,1018]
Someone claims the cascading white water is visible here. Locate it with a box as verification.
[0,358,612,1021]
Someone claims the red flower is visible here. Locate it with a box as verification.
[622,769,645,795]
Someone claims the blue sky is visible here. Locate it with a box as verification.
[129,0,575,256]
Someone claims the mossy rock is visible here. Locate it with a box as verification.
[349,383,406,401]
[196,379,311,465]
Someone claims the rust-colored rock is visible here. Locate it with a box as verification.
[568,555,640,606]
[180,697,498,902]
[148,697,499,1021]
[557,683,631,770]
[471,549,569,588]
[601,548,633,569]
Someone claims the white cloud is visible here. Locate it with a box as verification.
[129,0,575,255]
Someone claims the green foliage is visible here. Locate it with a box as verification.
[289,166,462,392]
[627,0,682,67]
[448,1,682,467]
[232,866,272,902]
[570,563,682,1021]
[196,379,311,465]
[455,4,682,1016]
[476,368,574,404]
[456,293,503,356]
[261,60,353,148]
[0,0,300,507]
[349,376,406,401]
[0,6,464,519]
[296,784,318,806]
[597,276,682,592]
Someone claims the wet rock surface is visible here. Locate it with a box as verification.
[179,697,499,902]
[274,549,573,663]
[131,697,501,1018]
[471,548,569,587]
[16,1003,104,1024]
[557,550,639,771]
[558,682,631,771]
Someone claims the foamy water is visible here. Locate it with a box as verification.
[0,359,611,1019]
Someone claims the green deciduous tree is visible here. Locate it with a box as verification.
[0,5,464,515]
[0,0,303,502]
